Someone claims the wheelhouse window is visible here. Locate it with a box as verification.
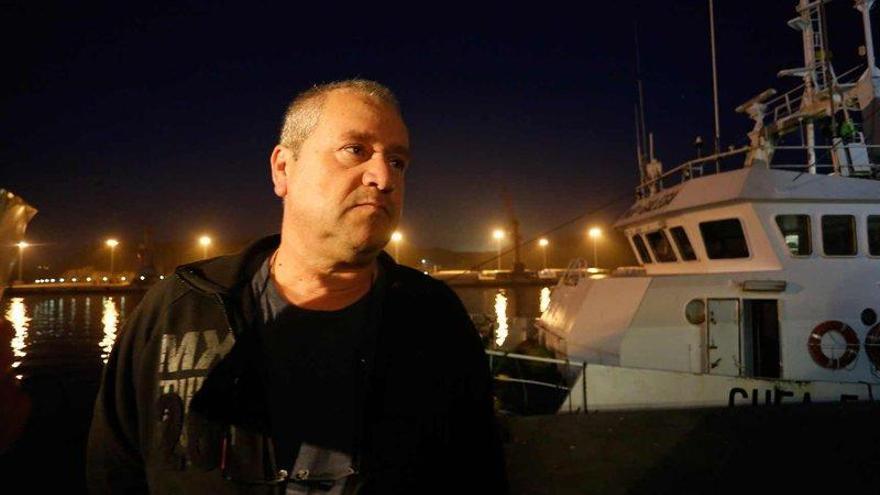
[868,216,880,256]
[632,235,653,264]
[699,219,750,259]
[775,215,811,256]
[822,215,857,256]
[645,230,678,262]
[669,226,697,261]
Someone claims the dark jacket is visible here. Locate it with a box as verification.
[87,234,508,494]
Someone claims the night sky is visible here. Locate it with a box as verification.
[3,1,877,257]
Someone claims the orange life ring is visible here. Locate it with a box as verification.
[865,324,880,368]
[808,321,860,369]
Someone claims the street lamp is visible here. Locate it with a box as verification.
[588,227,602,268]
[390,231,403,261]
[16,241,28,283]
[492,229,505,271]
[538,238,549,269]
[106,239,119,280]
[199,235,212,259]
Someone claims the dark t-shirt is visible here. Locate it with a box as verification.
[250,257,372,469]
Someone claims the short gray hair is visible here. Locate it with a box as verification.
[279,79,401,158]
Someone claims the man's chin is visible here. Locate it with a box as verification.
[341,233,389,265]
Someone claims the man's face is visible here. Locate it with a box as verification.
[272,90,410,265]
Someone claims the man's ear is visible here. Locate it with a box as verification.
[270,145,290,198]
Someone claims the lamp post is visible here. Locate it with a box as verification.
[588,227,602,268]
[538,238,549,269]
[492,229,505,271]
[16,241,28,283]
[199,235,212,259]
[106,239,119,281]
[390,231,403,261]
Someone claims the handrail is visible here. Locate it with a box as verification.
[487,350,588,415]
[486,349,585,367]
[493,376,571,391]
[636,146,749,197]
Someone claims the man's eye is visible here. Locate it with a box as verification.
[390,159,408,171]
[344,145,364,155]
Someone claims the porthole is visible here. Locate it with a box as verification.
[861,308,877,327]
[685,299,706,325]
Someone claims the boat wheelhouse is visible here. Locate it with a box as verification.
[532,0,880,411]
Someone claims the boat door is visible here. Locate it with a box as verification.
[707,299,741,376]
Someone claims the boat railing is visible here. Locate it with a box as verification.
[487,349,587,416]
[636,146,750,198]
[559,258,589,287]
[764,63,865,123]
[634,63,877,199]
[637,141,880,198]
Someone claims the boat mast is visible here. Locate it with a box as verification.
[855,0,877,70]
[634,22,649,191]
[780,0,834,174]
[709,0,722,173]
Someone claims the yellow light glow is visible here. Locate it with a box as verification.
[492,229,505,240]
[120,276,127,281]
[199,235,212,247]
[588,227,602,239]
[17,241,29,249]
[539,238,549,247]
[86,277,93,282]
[106,239,119,248]
[100,297,119,364]
[391,231,403,242]
[71,278,77,282]
[540,287,552,313]
[494,290,509,347]
[6,298,30,364]
[102,276,108,282]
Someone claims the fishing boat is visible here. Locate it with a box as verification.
[522,0,880,412]
[1,189,37,298]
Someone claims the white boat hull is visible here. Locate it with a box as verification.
[561,363,876,412]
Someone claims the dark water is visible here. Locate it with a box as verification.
[0,284,551,493]
[4,285,550,380]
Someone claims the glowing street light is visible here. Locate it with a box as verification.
[492,229,505,271]
[199,235,212,259]
[16,241,28,283]
[588,227,602,268]
[390,231,403,261]
[105,239,119,280]
[538,238,549,269]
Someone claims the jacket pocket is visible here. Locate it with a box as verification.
[154,392,186,470]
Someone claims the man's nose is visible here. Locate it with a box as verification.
[362,154,395,192]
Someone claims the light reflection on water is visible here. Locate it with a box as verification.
[4,286,552,376]
[454,285,553,351]
[6,298,30,375]
[100,297,120,363]
[3,293,141,378]
[540,287,552,314]
[494,290,509,347]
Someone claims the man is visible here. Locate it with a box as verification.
[87,79,508,494]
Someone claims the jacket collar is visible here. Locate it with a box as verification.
[175,234,280,296]
[175,233,400,296]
